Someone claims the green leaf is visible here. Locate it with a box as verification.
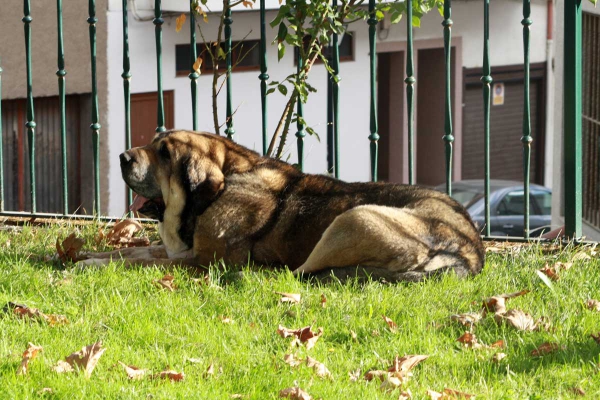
[278,42,286,61]
[266,88,276,95]
[277,22,288,43]
[412,15,421,28]
[277,84,288,96]
[217,46,226,60]
[391,11,403,24]
[375,10,385,20]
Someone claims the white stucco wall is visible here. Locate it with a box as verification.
[105,0,549,216]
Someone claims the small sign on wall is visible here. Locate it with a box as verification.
[492,82,505,106]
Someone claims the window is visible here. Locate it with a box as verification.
[531,190,552,215]
[175,40,261,76]
[293,33,355,65]
[496,190,541,216]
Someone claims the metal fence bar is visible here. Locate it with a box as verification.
[481,0,492,238]
[327,54,333,173]
[521,0,532,238]
[442,0,453,195]
[23,0,37,213]
[367,0,379,182]
[332,0,340,179]
[122,0,132,208]
[564,0,582,238]
[57,0,68,215]
[189,3,199,131]
[154,0,166,133]
[224,3,235,140]
[0,60,3,212]
[295,47,305,171]
[406,0,415,185]
[88,0,101,215]
[259,0,268,154]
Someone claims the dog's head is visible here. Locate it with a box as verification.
[120,130,233,218]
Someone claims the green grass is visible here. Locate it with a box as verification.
[1,222,599,399]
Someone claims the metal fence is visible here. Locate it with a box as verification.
[0,0,586,240]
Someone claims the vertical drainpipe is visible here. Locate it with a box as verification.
[544,0,554,189]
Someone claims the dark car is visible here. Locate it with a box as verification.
[435,180,552,237]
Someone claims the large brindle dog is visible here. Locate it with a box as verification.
[81,130,484,282]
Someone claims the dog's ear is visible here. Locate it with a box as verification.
[183,154,225,202]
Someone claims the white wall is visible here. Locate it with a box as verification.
[105,0,548,216]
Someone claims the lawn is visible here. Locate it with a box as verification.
[1,220,599,399]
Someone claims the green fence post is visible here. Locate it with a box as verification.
[0,60,3,212]
[522,0,533,238]
[57,0,68,215]
[481,0,492,238]
[296,47,305,171]
[327,52,333,173]
[406,0,415,185]
[368,0,379,182]
[564,0,582,238]
[154,0,166,133]
[189,3,199,131]
[122,0,132,208]
[88,0,101,215]
[224,2,235,140]
[332,0,340,179]
[23,0,37,213]
[442,0,453,196]
[259,0,268,154]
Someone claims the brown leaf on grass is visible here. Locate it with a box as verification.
[320,294,327,308]
[305,356,332,379]
[155,369,185,381]
[482,289,529,315]
[427,389,444,400]
[61,341,106,378]
[56,233,86,263]
[490,340,505,348]
[457,332,484,349]
[118,361,147,380]
[553,261,573,270]
[380,375,403,392]
[450,312,483,327]
[277,325,323,350]
[530,342,562,357]
[366,354,428,385]
[204,362,215,377]
[106,219,149,248]
[586,299,600,311]
[37,388,53,395]
[443,388,475,399]
[398,389,413,399]
[52,360,74,373]
[495,309,538,331]
[570,387,586,396]
[220,316,234,324]
[538,264,560,281]
[279,386,312,400]
[491,352,507,363]
[276,292,301,304]
[591,332,600,344]
[5,303,68,326]
[382,315,398,332]
[16,343,43,375]
[154,275,176,291]
[364,369,389,381]
[283,353,303,367]
[572,251,592,262]
[388,354,429,375]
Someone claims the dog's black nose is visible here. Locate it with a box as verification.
[120,152,133,166]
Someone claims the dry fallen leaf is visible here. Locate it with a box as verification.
[16,343,43,375]
[399,389,413,399]
[242,0,253,8]
[320,294,327,308]
[52,360,74,373]
[586,299,600,311]
[56,232,86,263]
[106,219,149,248]
[496,309,538,331]
[155,369,185,381]
[530,342,561,357]
[284,353,303,367]
[573,251,591,262]
[305,356,332,379]
[37,388,53,395]
[443,388,475,399]
[118,361,147,380]
[491,352,507,363]
[154,275,176,291]
[380,375,403,392]
[570,387,586,396]
[5,303,68,326]
[62,341,106,378]
[450,312,482,327]
[482,290,529,315]
[220,316,234,324]
[457,332,484,349]
[277,325,323,350]
[366,354,428,385]
[538,264,560,281]
[276,292,301,304]
[350,330,358,341]
[175,13,186,32]
[279,386,312,400]
[553,261,573,270]
[427,389,444,400]
[193,57,203,74]
[490,340,505,348]
[383,315,398,332]
[364,369,389,381]
[204,363,215,377]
